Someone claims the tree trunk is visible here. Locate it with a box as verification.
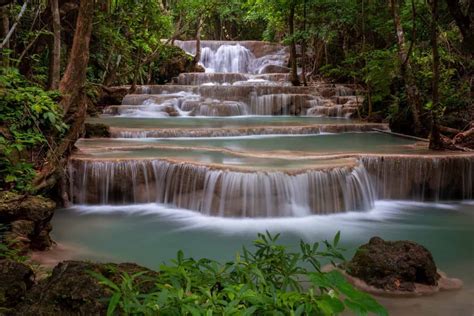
[0,5,9,67]
[389,0,424,136]
[446,0,474,54]
[301,0,307,86]
[48,0,61,90]
[193,17,203,65]
[34,0,94,193]
[0,0,29,50]
[288,2,300,86]
[429,0,443,150]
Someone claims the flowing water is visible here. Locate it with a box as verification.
[53,41,474,315]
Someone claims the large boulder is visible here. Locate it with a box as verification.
[0,259,35,310]
[0,192,55,251]
[346,237,439,292]
[14,260,158,316]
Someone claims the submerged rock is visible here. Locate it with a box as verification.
[0,192,55,251]
[0,259,35,310]
[346,236,439,292]
[259,64,290,74]
[14,260,158,316]
[85,123,111,138]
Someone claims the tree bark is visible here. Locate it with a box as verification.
[288,2,300,86]
[0,0,29,50]
[193,16,203,65]
[301,0,307,86]
[48,0,61,90]
[0,5,9,67]
[389,0,424,136]
[34,0,94,193]
[429,0,442,150]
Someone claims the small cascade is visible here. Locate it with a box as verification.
[174,40,288,74]
[205,44,255,73]
[362,156,474,200]
[181,100,249,116]
[68,158,375,217]
[176,73,249,85]
[250,94,312,115]
[109,123,389,138]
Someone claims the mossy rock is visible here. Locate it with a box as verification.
[346,236,439,292]
[14,261,158,316]
[0,192,55,251]
[0,259,35,311]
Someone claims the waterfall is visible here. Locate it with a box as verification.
[174,40,288,74]
[68,159,375,217]
[361,156,474,201]
[181,100,249,116]
[109,124,389,138]
[204,44,255,73]
[250,94,311,115]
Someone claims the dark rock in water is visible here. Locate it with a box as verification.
[0,259,35,310]
[346,237,439,292]
[259,64,290,74]
[0,192,55,251]
[14,260,158,316]
[85,123,111,138]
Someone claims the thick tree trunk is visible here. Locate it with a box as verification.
[389,0,424,136]
[429,0,442,150]
[34,0,94,193]
[48,0,61,90]
[288,3,300,86]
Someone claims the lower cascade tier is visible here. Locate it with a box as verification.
[67,155,473,217]
[68,159,374,217]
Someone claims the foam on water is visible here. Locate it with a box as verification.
[67,200,473,235]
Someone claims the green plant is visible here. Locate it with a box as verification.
[0,67,66,191]
[93,232,387,315]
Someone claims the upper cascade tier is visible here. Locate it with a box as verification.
[174,40,289,74]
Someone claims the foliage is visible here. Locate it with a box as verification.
[93,232,387,315]
[0,68,66,191]
[0,225,28,263]
[89,0,173,85]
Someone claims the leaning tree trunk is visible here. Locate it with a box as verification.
[288,2,300,86]
[389,0,424,136]
[0,5,9,67]
[34,0,94,193]
[48,0,61,90]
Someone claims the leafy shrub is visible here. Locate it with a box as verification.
[93,232,387,315]
[0,68,66,191]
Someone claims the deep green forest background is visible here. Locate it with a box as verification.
[0,0,473,193]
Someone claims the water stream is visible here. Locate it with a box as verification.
[54,41,474,315]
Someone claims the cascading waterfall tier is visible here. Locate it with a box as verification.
[109,123,389,138]
[174,40,289,74]
[361,155,474,201]
[68,158,375,217]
